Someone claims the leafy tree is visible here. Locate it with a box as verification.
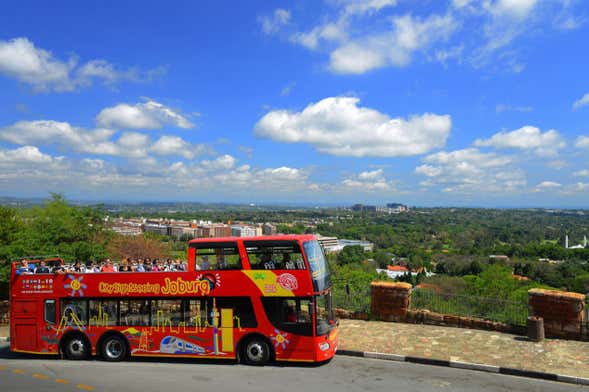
[337,245,366,265]
[107,234,169,260]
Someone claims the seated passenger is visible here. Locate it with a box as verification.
[34,261,51,274]
[100,259,116,273]
[71,261,86,273]
[143,258,153,272]
[174,258,185,272]
[118,258,132,272]
[283,253,296,270]
[200,255,210,270]
[262,252,275,270]
[285,305,297,322]
[15,259,33,275]
[85,261,99,273]
[151,259,160,272]
[135,259,145,272]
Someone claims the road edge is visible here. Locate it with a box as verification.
[336,350,589,386]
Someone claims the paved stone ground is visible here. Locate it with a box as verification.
[0,325,6,337]
[339,319,589,378]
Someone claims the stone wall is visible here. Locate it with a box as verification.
[0,300,8,325]
[528,288,586,339]
[370,281,412,321]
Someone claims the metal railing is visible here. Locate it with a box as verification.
[331,279,371,313]
[410,289,529,327]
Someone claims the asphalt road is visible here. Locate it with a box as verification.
[0,343,585,392]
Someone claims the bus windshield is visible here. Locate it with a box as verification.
[303,240,330,292]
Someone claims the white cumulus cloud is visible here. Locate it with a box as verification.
[573,169,589,178]
[96,100,194,130]
[342,168,394,191]
[0,37,162,92]
[255,96,451,157]
[415,148,525,193]
[328,13,458,73]
[534,181,562,192]
[575,136,589,149]
[573,93,589,110]
[0,120,207,159]
[259,9,291,35]
[474,126,565,157]
[0,145,54,164]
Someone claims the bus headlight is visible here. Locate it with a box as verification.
[319,342,330,351]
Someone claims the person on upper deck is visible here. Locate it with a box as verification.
[34,260,51,274]
[71,261,85,273]
[15,259,33,275]
[135,258,145,272]
[100,259,116,272]
[118,258,132,272]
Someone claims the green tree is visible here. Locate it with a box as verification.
[338,245,366,265]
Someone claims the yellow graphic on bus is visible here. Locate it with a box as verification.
[241,271,294,296]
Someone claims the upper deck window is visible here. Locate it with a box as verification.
[244,240,305,270]
[192,242,241,271]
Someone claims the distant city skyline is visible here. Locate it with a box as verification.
[1,1,589,207]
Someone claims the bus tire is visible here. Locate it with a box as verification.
[100,334,128,362]
[61,332,91,360]
[241,336,272,366]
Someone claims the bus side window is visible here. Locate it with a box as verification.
[44,299,56,324]
[215,297,257,328]
[261,297,313,336]
[244,241,305,270]
[61,299,88,326]
[193,242,241,271]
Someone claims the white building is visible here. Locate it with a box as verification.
[231,225,258,237]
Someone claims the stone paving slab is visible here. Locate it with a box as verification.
[338,319,589,379]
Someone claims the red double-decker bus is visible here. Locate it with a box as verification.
[9,235,338,365]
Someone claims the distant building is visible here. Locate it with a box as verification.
[202,224,231,238]
[142,223,169,236]
[377,266,433,280]
[316,235,374,253]
[489,255,510,262]
[262,223,277,235]
[231,225,257,237]
[316,235,339,252]
[565,234,587,249]
[351,204,377,212]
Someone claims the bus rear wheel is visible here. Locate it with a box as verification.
[242,337,271,366]
[100,335,128,362]
[62,334,90,360]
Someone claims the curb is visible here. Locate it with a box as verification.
[336,350,589,386]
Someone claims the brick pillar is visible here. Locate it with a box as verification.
[528,289,586,339]
[371,282,412,321]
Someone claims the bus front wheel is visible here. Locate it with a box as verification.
[242,337,271,366]
[100,334,128,362]
[62,334,90,360]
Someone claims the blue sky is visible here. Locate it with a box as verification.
[1,0,589,207]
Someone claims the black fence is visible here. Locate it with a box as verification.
[410,289,529,326]
[331,279,371,313]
